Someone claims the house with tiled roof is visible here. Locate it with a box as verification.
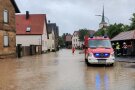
[47,21,59,51]
[111,30,135,41]
[65,34,72,48]
[0,0,20,58]
[111,30,135,55]
[16,12,48,54]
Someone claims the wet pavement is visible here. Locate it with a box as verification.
[116,57,135,63]
[0,49,135,90]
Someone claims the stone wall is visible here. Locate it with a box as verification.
[0,0,16,58]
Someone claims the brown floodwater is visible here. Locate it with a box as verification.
[0,49,135,90]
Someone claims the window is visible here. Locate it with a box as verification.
[4,35,9,47]
[26,27,31,32]
[3,10,9,23]
[89,40,112,48]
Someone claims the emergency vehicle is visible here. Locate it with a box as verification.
[84,35,115,66]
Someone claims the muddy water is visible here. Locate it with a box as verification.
[0,49,135,90]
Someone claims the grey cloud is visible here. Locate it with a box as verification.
[15,0,135,35]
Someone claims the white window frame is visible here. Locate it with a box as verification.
[26,27,31,32]
[3,9,9,23]
[4,35,9,47]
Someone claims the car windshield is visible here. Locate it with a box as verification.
[89,40,112,48]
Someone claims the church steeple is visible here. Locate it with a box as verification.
[101,6,105,23]
[99,5,107,29]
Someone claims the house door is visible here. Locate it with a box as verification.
[17,44,22,58]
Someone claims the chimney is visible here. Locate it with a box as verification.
[26,11,29,20]
[48,20,50,23]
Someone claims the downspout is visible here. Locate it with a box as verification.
[41,35,42,54]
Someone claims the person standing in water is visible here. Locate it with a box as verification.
[72,47,75,54]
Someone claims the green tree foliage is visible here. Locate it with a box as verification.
[58,36,65,47]
[94,28,105,36]
[94,23,129,39]
[79,29,90,41]
[62,33,66,42]
[129,13,135,30]
[107,23,129,39]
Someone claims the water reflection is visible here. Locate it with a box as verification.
[104,74,109,90]
[85,66,114,90]
[95,74,101,90]
[95,73,109,90]
[85,62,135,90]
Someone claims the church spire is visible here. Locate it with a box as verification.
[99,5,107,29]
[101,5,105,23]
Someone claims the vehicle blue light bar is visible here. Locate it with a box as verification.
[104,53,109,56]
[95,53,100,57]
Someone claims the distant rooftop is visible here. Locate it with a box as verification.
[111,30,135,41]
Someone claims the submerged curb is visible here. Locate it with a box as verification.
[115,57,135,63]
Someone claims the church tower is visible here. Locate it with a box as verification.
[99,6,107,29]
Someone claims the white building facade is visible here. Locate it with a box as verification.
[72,31,83,48]
[16,30,48,52]
[47,30,55,51]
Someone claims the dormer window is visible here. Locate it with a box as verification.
[3,10,9,23]
[26,27,31,32]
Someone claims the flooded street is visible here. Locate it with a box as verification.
[0,49,135,90]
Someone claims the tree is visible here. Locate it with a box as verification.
[94,28,105,36]
[129,13,135,30]
[94,23,129,39]
[79,29,90,41]
[62,33,66,42]
[107,23,129,39]
[58,36,65,47]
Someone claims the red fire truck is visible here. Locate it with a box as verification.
[84,35,115,66]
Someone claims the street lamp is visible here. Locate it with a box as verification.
[95,15,110,25]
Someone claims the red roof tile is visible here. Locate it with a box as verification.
[111,30,135,41]
[16,14,46,35]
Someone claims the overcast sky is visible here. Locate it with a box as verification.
[15,0,135,35]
